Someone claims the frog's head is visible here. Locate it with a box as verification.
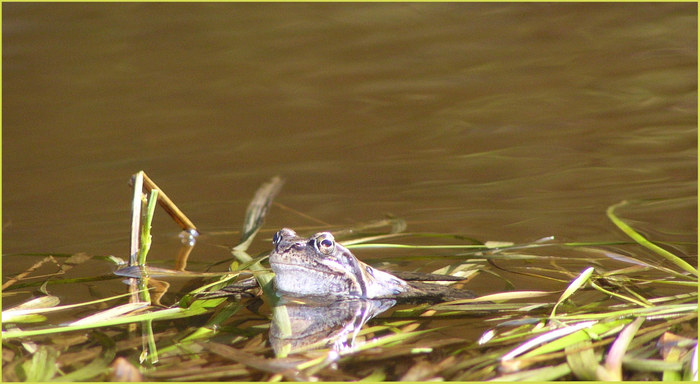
[269,228,409,299]
[269,228,366,297]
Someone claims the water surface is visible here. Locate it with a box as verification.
[2,3,697,375]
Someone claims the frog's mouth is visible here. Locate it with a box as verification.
[271,260,344,276]
[271,262,364,297]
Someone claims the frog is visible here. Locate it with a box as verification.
[269,228,474,302]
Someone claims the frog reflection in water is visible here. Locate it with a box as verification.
[269,228,474,302]
[268,228,476,355]
[269,297,395,355]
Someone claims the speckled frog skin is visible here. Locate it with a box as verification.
[269,228,415,299]
[268,227,478,303]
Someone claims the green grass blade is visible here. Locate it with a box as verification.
[2,305,210,339]
[2,292,140,323]
[347,243,489,250]
[589,281,652,307]
[494,361,572,381]
[53,332,116,381]
[550,267,594,318]
[141,318,158,364]
[138,189,159,266]
[566,340,599,380]
[607,201,697,276]
[521,320,631,359]
[501,320,598,361]
[68,302,150,325]
[23,346,58,381]
[597,316,645,380]
[553,304,698,321]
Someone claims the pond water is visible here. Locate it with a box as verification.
[2,3,697,381]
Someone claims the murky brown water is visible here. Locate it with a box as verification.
[2,2,697,367]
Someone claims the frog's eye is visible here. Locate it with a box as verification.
[272,231,281,245]
[315,233,336,255]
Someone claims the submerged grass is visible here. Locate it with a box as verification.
[2,173,697,381]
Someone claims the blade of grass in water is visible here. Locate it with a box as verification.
[494,361,572,381]
[566,340,599,380]
[235,176,284,252]
[23,346,59,381]
[438,291,556,306]
[2,305,212,339]
[607,200,697,276]
[552,304,697,321]
[499,319,632,374]
[231,176,284,302]
[130,171,144,266]
[347,243,490,250]
[501,320,599,361]
[178,302,244,344]
[114,265,235,279]
[2,292,141,323]
[138,189,159,363]
[589,280,652,307]
[138,189,159,266]
[597,316,645,380]
[2,273,122,291]
[68,302,150,326]
[4,295,60,311]
[550,267,594,319]
[53,332,116,382]
[331,216,407,238]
